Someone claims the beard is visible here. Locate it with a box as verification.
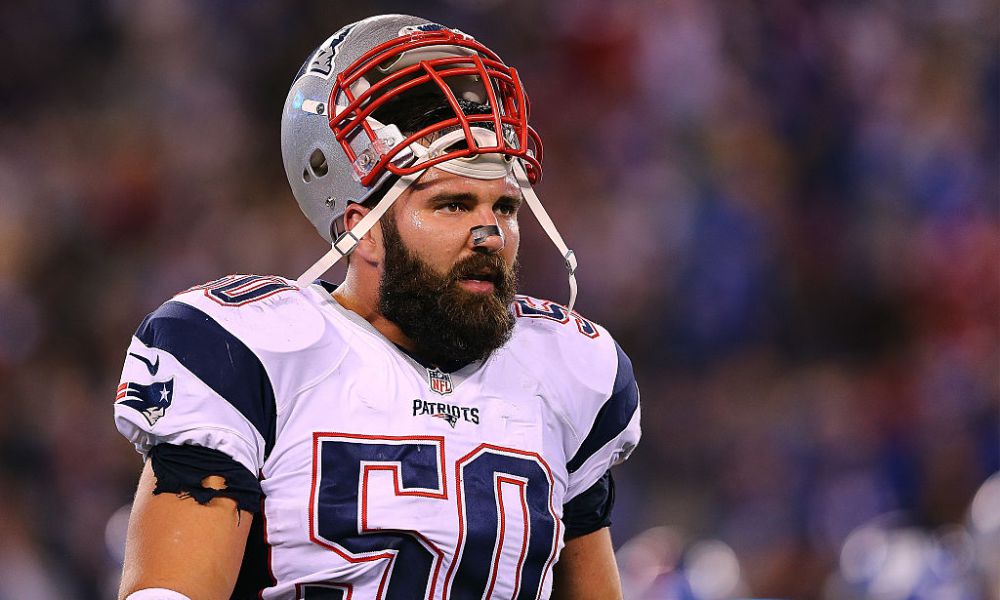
[377,216,518,371]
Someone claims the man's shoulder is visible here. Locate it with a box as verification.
[510,294,609,346]
[507,294,624,391]
[136,274,334,355]
[505,295,640,483]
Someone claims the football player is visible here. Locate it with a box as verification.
[114,14,640,600]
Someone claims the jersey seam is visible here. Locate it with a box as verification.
[285,343,351,400]
[295,291,360,389]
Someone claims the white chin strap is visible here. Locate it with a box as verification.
[296,129,578,311]
[510,160,578,311]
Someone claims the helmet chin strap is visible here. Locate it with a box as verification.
[510,160,578,312]
[297,129,578,312]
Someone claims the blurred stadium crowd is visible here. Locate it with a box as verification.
[0,1,996,599]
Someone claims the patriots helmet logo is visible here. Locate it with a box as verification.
[116,378,174,426]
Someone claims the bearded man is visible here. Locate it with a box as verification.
[114,14,640,600]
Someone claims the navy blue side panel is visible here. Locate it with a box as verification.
[566,341,639,474]
[135,301,277,457]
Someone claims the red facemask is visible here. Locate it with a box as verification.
[326,28,543,187]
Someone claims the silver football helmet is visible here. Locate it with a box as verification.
[281,14,579,309]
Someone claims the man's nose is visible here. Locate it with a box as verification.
[470,223,505,254]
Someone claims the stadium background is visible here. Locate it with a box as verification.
[0,1,996,598]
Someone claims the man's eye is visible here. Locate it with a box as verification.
[496,203,517,216]
[442,202,465,213]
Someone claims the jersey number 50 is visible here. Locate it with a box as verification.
[307,433,561,600]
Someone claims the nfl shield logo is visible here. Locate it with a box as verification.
[427,367,453,396]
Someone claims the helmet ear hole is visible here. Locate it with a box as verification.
[309,148,329,177]
[302,168,312,183]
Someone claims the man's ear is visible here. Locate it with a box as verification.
[342,203,382,264]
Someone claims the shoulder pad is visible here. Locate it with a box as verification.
[510,295,613,395]
[169,274,328,354]
[507,296,640,499]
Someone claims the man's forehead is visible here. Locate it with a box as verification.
[410,166,522,197]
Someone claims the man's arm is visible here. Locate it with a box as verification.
[551,528,623,600]
[118,460,253,600]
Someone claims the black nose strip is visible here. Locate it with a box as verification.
[470,225,503,246]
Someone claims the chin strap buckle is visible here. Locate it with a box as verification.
[334,230,360,256]
[563,249,577,276]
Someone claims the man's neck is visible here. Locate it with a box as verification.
[331,279,417,354]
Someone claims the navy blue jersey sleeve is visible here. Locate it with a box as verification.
[562,470,615,539]
[148,443,263,514]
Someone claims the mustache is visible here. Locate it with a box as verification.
[446,253,513,286]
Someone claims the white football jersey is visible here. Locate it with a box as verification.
[115,275,641,600]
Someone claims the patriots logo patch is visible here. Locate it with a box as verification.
[432,412,460,427]
[116,379,174,426]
